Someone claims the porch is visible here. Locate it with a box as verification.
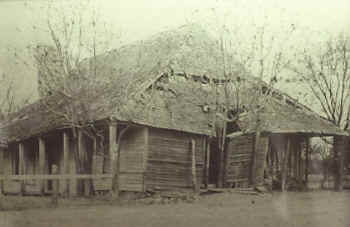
[0,124,117,197]
[224,132,349,191]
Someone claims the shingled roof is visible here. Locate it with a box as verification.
[237,98,347,136]
[2,24,347,143]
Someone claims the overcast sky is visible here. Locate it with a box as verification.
[0,0,350,100]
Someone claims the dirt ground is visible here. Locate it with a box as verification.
[1,191,350,227]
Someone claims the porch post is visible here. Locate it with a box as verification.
[109,122,118,196]
[0,147,4,196]
[305,137,310,184]
[19,142,25,195]
[191,139,199,193]
[297,138,302,182]
[205,137,211,189]
[63,132,70,196]
[39,137,46,195]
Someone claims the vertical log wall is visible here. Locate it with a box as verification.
[144,128,205,191]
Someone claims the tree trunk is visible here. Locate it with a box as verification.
[250,131,260,187]
[281,136,291,192]
[334,136,345,191]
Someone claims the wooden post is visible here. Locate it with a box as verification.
[270,145,275,181]
[191,139,199,193]
[281,136,291,192]
[109,122,118,196]
[251,131,260,187]
[143,127,149,192]
[91,136,97,193]
[305,137,310,184]
[78,130,90,196]
[0,147,4,196]
[63,132,69,196]
[205,138,211,189]
[51,164,58,207]
[19,143,25,195]
[298,138,302,182]
[39,137,46,195]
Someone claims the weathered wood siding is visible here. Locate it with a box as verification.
[119,127,147,192]
[145,128,205,190]
[225,133,269,187]
[225,134,253,187]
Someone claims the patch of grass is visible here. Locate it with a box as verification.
[0,196,51,211]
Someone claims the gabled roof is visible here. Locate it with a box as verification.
[2,24,347,143]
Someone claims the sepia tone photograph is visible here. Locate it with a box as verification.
[0,0,350,226]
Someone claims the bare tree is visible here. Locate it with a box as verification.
[0,73,32,120]
[292,33,350,130]
[16,0,147,195]
[211,21,296,187]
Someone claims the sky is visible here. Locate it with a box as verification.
[0,0,350,102]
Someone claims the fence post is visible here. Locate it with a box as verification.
[0,147,3,196]
[51,164,59,207]
[39,137,46,195]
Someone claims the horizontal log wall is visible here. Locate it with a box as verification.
[145,128,205,190]
[225,134,254,187]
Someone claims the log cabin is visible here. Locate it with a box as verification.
[0,24,348,196]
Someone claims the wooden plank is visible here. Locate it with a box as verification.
[19,143,25,194]
[0,174,112,180]
[281,137,291,191]
[305,137,310,183]
[205,137,210,188]
[109,122,118,196]
[297,138,302,181]
[0,148,3,196]
[63,132,69,195]
[191,139,199,193]
[143,127,149,192]
[148,158,204,165]
[39,137,46,194]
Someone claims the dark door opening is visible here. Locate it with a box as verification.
[209,139,220,185]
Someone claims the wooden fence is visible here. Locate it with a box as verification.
[0,174,112,180]
[0,174,113,196]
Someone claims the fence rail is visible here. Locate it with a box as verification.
[0,174,113,180]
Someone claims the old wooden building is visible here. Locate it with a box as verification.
[224,95,348,190]
[0,24,347,196]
